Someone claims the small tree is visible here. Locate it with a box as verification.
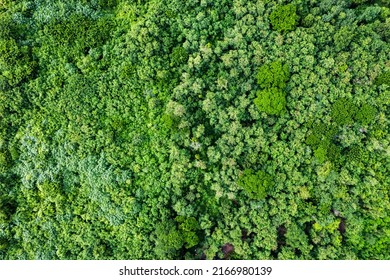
[355,103,377,125]
[175,216,200,249]
[330,98,358,125]
[255,61,290,115]
[154,221,184,259]
[374,71,390,86]
[269,4,298,33]
[237,169,273,200]
[257,60,290,90]
[171,46,189,66]
[254,88,286,115]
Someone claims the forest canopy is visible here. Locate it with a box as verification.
[0,0,389,260]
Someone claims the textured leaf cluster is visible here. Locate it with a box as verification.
[0,0,389,260]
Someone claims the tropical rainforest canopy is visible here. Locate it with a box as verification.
[0,0,389,260]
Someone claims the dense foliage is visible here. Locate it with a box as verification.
[269,4,298,33]
[0,0,389,260]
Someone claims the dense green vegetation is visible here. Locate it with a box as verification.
[269,4,298,33]
[0,0,389,260]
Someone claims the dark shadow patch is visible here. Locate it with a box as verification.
[338,218,346,235]
[221,243,234,259]
[1,197,17,219]
[294,248,302,258]
[271,225,287,258]
[241,229,248,241]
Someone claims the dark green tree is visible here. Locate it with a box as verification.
[331,98,358,125]
[374,71,390,86]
